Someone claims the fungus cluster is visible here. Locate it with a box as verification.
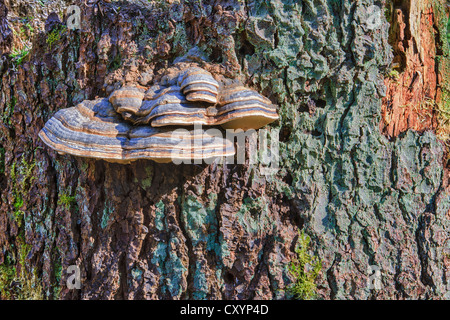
[39,65,279,163]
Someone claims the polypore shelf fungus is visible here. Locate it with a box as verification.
[38,64,279,164]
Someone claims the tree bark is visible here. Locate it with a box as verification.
[0,0,449,300]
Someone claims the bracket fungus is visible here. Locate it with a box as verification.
[39,64,279,164]
[38,98,235,163]
[110,66,279,130]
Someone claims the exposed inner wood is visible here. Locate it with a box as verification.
[380,0,440,139]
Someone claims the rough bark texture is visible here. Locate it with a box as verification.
[0,0,449,300]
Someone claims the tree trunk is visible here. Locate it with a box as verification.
[0,0,449,300]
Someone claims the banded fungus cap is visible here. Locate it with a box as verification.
[108,86,145,115]
[38,98,235,163]
[216,85,279,130]
[138,101,211,127]
[177,67,219,104]
[119,85,202,125]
